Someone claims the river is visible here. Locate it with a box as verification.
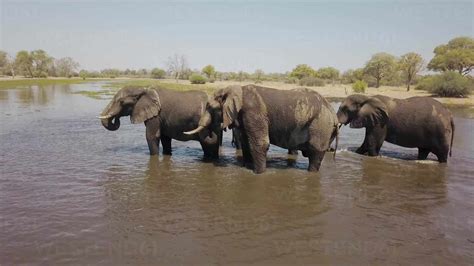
[0,82,473,264]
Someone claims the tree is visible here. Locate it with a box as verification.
[364,52,397,88]
[166,54,188,82]
[30,49,53,77]
[151,68,166,79]
[316,67,340,82]
[15,50,33,77]
[341,68,365,84]
[253,69,264,83]
[0,51,7,74]
[398,52,424,91]
[79,70,88,80]
[289,64,316,80]
[427,36,474,76]
[55,57,80,77]
[202,65,216,79]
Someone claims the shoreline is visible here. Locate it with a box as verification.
[1,77,473,108]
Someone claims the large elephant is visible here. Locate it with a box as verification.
[99,86,221,158]
[337,94,455,162]
[186,85,339,173]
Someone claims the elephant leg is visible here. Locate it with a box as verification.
[200,142,219,159]
[365,125,386,156]
[417,148,430,160]
[145,118,161,156]
[307,149,326,172]
[432,145,449,163]
[161,135,172,155]
[356,138,368,154]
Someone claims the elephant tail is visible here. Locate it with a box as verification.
[333,123,339,160]
[449,118,455,157]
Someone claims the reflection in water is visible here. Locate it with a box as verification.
[0,83,473,264]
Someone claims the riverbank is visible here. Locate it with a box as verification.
[1,77,473,107]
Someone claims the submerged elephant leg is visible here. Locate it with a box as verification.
[417,148,430,160]
[161,135,172,155]
[145,117,161,156]
[307,149,325,172]
[356,139,368,155]
[432,145,449,163]
[365,125,386,156]
[200,141,219,159]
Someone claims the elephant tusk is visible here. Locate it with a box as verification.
[337,123,343,129]
[97,115,112,119]
[184,126,205,135]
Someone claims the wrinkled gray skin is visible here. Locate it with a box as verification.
[231,127,298,155]
[187,85,339,174]
[100,86,221,158]
[337,94,455,162]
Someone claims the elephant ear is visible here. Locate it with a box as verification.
[131,88,161,124]
[358,97,389,127]
[221,87,242,129]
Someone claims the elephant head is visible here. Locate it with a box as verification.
[99,86,161,131]
[337,94,388,128]
[184,85,242,137]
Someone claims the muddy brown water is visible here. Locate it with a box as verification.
[0,83,473,265]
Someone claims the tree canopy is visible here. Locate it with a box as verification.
[202,65,216,79]
[398,52,424,91]
[427,36,474,76]
[289,64,316,80]
[364,52,397,88]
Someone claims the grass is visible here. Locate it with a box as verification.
[74,90,116,99]
[103,79,216,94]
[0,78,101,89]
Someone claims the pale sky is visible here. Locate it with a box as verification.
[1,0,472,72]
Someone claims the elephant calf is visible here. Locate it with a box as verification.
[99,86,221,158]
[337,94,455,162]
[186,85,339,174]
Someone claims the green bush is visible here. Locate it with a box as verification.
[151,68,166,79]
[299,77,325,87]
[352,80,367,93]
[415,72,472,97]
[189,74,206,84]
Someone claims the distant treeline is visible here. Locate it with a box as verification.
[0,36,472,96]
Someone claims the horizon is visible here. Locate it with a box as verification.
[1,1,472,73]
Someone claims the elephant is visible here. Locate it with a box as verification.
[231,127,298,155]
[99,86,221,158]
[336,94,455,162]
[185,85,339,173]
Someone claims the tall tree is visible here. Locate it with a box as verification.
[364,52,397,88]
[166,54,188,82]
[15,50,33,77]
[55,57,80,77]
[398,52,424,91]
[202,65,216,79]
[30,50,53,77]
[427,36,474,76]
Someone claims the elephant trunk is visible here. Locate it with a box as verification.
[99,101,122,131]
[202,130,218,145]
[101,116,121,131]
